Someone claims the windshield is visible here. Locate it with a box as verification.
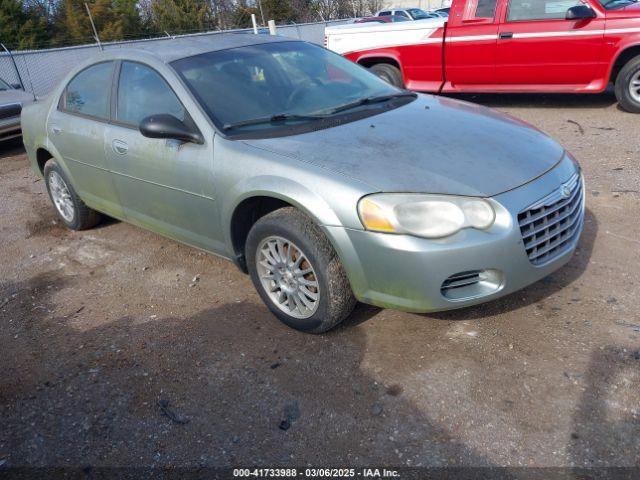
[0,78,10,91]
[598,0,637,8]
[171,41,405,136]
[407,8,431,19]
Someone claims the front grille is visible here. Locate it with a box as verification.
[518,172,584,266]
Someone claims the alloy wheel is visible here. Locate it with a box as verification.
[256,236,320,319]
[48,171,75,222]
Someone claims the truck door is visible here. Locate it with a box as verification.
[444,0,501,88]
[496,0,605,87]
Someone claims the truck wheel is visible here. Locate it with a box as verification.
[246,207,356,334]
[369,63,404,88]
[615,56,640,113]
[43,159,101,230]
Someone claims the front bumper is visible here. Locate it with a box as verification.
[325,155,584,312]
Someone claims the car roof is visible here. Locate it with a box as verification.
[112,33,293,63]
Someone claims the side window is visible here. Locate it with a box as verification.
[395,11,410,18]
[379,11,392,16]
[507,0,582,21]
[475,0,498,18]
[63,62,114,119]
[116,61,186,126]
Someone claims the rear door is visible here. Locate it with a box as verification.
[444,0,501,88]
[496,0,605,87]
[47,61,122,217]
[104,61,222,253]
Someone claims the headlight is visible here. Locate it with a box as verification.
[358,194,495,238]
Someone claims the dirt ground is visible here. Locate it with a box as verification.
[1,92,639,471]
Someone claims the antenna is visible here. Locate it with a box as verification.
[84,3,103,51]
[1,44,24,91]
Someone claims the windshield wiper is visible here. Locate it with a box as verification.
[223,113,328,131]
[323,92,417,115]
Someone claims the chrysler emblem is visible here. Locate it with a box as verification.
[560,184,572,199]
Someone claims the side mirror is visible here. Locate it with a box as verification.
[11,83,22,90]
[139,114,203,145]
[566,5,596,20]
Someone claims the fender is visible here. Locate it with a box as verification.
[221,175,346,257]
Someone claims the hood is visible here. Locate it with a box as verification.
[243,95,565,197]
[0,88,35,106]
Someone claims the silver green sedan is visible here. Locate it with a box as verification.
[21,34,584,333]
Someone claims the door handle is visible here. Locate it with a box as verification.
[51,125,62,135]
[112,139,128,155]
[499,32,514,39]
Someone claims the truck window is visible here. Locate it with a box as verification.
[507,0,582,21]
[379,11,392,16]
[475,0,498,18]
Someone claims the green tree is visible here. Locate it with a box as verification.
[150,0,214,34]
[53,0,145,46]
[0,0,49,49]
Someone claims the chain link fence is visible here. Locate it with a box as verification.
[0,19,350,98]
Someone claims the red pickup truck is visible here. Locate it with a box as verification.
[325,0,640,112]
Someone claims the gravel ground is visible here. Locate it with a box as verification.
[0,92,639,470]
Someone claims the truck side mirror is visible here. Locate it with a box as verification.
[566,5,596,20]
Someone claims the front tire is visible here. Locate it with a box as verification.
[369,63,404,88]
[615,56,640,114]
[246,207,356,333]
[43,159,101,230]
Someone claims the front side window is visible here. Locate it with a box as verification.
[507,0,583,21]
[0,78,11,90]
[394,10,410,17]
[64,62,114,119]
[171,41,407,137]
[379,10,392,15]
[116,62,185,126]
[598,0,637,8]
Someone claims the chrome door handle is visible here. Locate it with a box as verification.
[112,139,128,155]
[51,125,62,135]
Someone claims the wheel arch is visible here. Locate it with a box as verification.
[356,54,402,71]
[609,43,640,84]
[224,176,345,272]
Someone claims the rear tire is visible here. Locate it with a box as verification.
[369,63,404,88]
[614,56,640,113]
[246,207,356,334]
[43,159,101,230]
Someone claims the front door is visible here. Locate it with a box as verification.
[496,0,605,87]
[444,0,501,88]
[47,61,122,217]
[104,61,222,253]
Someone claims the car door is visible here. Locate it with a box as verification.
[104,60,222,253]
[444,0,501,87]
[496,0,605,87]
[47,61,123,217]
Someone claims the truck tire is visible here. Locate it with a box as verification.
[246,207,356,334]
[615,56,640,113]
[369,63,404,88]
[43,159,101,230]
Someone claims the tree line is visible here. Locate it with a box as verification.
[0,0,386,51]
